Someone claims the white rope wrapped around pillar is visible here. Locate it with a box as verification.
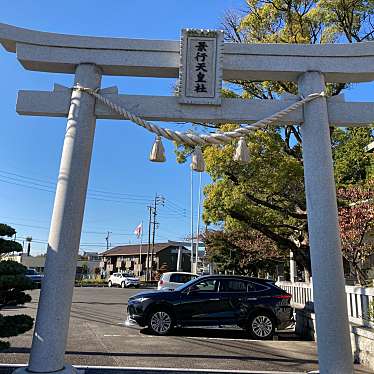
[73,85,325,171]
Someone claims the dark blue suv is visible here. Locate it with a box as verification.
[127,275,292,339]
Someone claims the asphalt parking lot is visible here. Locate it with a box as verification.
[0,287,371,373]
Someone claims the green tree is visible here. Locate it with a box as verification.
[0,224,35,350]
[333,127,373,185]
[202,128,311,273]
[81,262,89,275]
[204,229,287,276]
[178,1,374,275]
[94,267,101,279]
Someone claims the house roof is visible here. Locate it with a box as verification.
[100,243,187,257]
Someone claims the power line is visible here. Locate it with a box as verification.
[0,177,56,193]
[1,220,135,237]
[165,199,190,214]
[0,169,154,200]
[0,170,191,224]
[158,211,188,219]
[2,217,189,242]
[0,172,151,204]
[162,204,188,216]
[15,235,142,247]
[0,169,191,249]
[0,177,154,206]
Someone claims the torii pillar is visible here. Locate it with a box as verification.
[17,64,102,374]
[299,71,353,374]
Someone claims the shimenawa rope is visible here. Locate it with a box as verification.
[73,85,325,171]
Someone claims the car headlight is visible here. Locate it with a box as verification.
[133,297,149,303]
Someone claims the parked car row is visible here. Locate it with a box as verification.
[127,275,293,340]
[106,271,197,290]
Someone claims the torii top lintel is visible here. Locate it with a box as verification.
[1,22,374,83]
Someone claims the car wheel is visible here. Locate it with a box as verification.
[247,312,275,340]
[108,281,112,287]
[147,308,174,335]
[121,281,127,288]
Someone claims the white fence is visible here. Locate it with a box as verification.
[277,281,374,328]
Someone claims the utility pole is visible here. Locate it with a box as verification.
[195,172,202,274]
[105,231,111,250]
[151,205,157,281]
[146,205,153,282]
[190,168,194,272]
[26,236,32,257]
[150,194,165,280]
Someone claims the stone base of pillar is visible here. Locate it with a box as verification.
[14,364,82,374]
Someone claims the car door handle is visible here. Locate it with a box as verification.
[209,298,220,301]
[246,297,257,301]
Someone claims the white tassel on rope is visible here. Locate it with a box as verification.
[233,137,249,163]
[149,136,166,162]
[191,146,205,172]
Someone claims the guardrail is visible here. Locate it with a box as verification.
[277,280,374,328]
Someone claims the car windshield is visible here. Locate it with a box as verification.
[174,277,199,292]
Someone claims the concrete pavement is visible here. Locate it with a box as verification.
[0,287,371,373]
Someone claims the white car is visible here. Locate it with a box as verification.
[157,272,198,291]
[108,272,140,288]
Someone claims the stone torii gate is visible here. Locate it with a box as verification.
[0,23,373,374]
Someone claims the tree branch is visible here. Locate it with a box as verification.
[225,172,307,219]
[244,191,308,219]
[227,208,311,271]
[227,209,298,249]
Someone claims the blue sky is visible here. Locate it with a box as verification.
[0,0,246,255]
[0,0,373,255]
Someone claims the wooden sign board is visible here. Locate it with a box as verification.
[178,29,223,105]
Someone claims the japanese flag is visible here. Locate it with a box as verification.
[134,223,142,238]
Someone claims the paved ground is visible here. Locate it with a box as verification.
[0,287,371,373]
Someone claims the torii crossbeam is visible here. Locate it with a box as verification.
[0,22,372,374]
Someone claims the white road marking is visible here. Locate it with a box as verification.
[0,364,308,373]
[181,336,304,343]
[103,334,122,337]
[68,364,307,374]
[104,332,304,343]
[103,334,157,338]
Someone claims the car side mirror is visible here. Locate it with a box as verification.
[186,287,198,296]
